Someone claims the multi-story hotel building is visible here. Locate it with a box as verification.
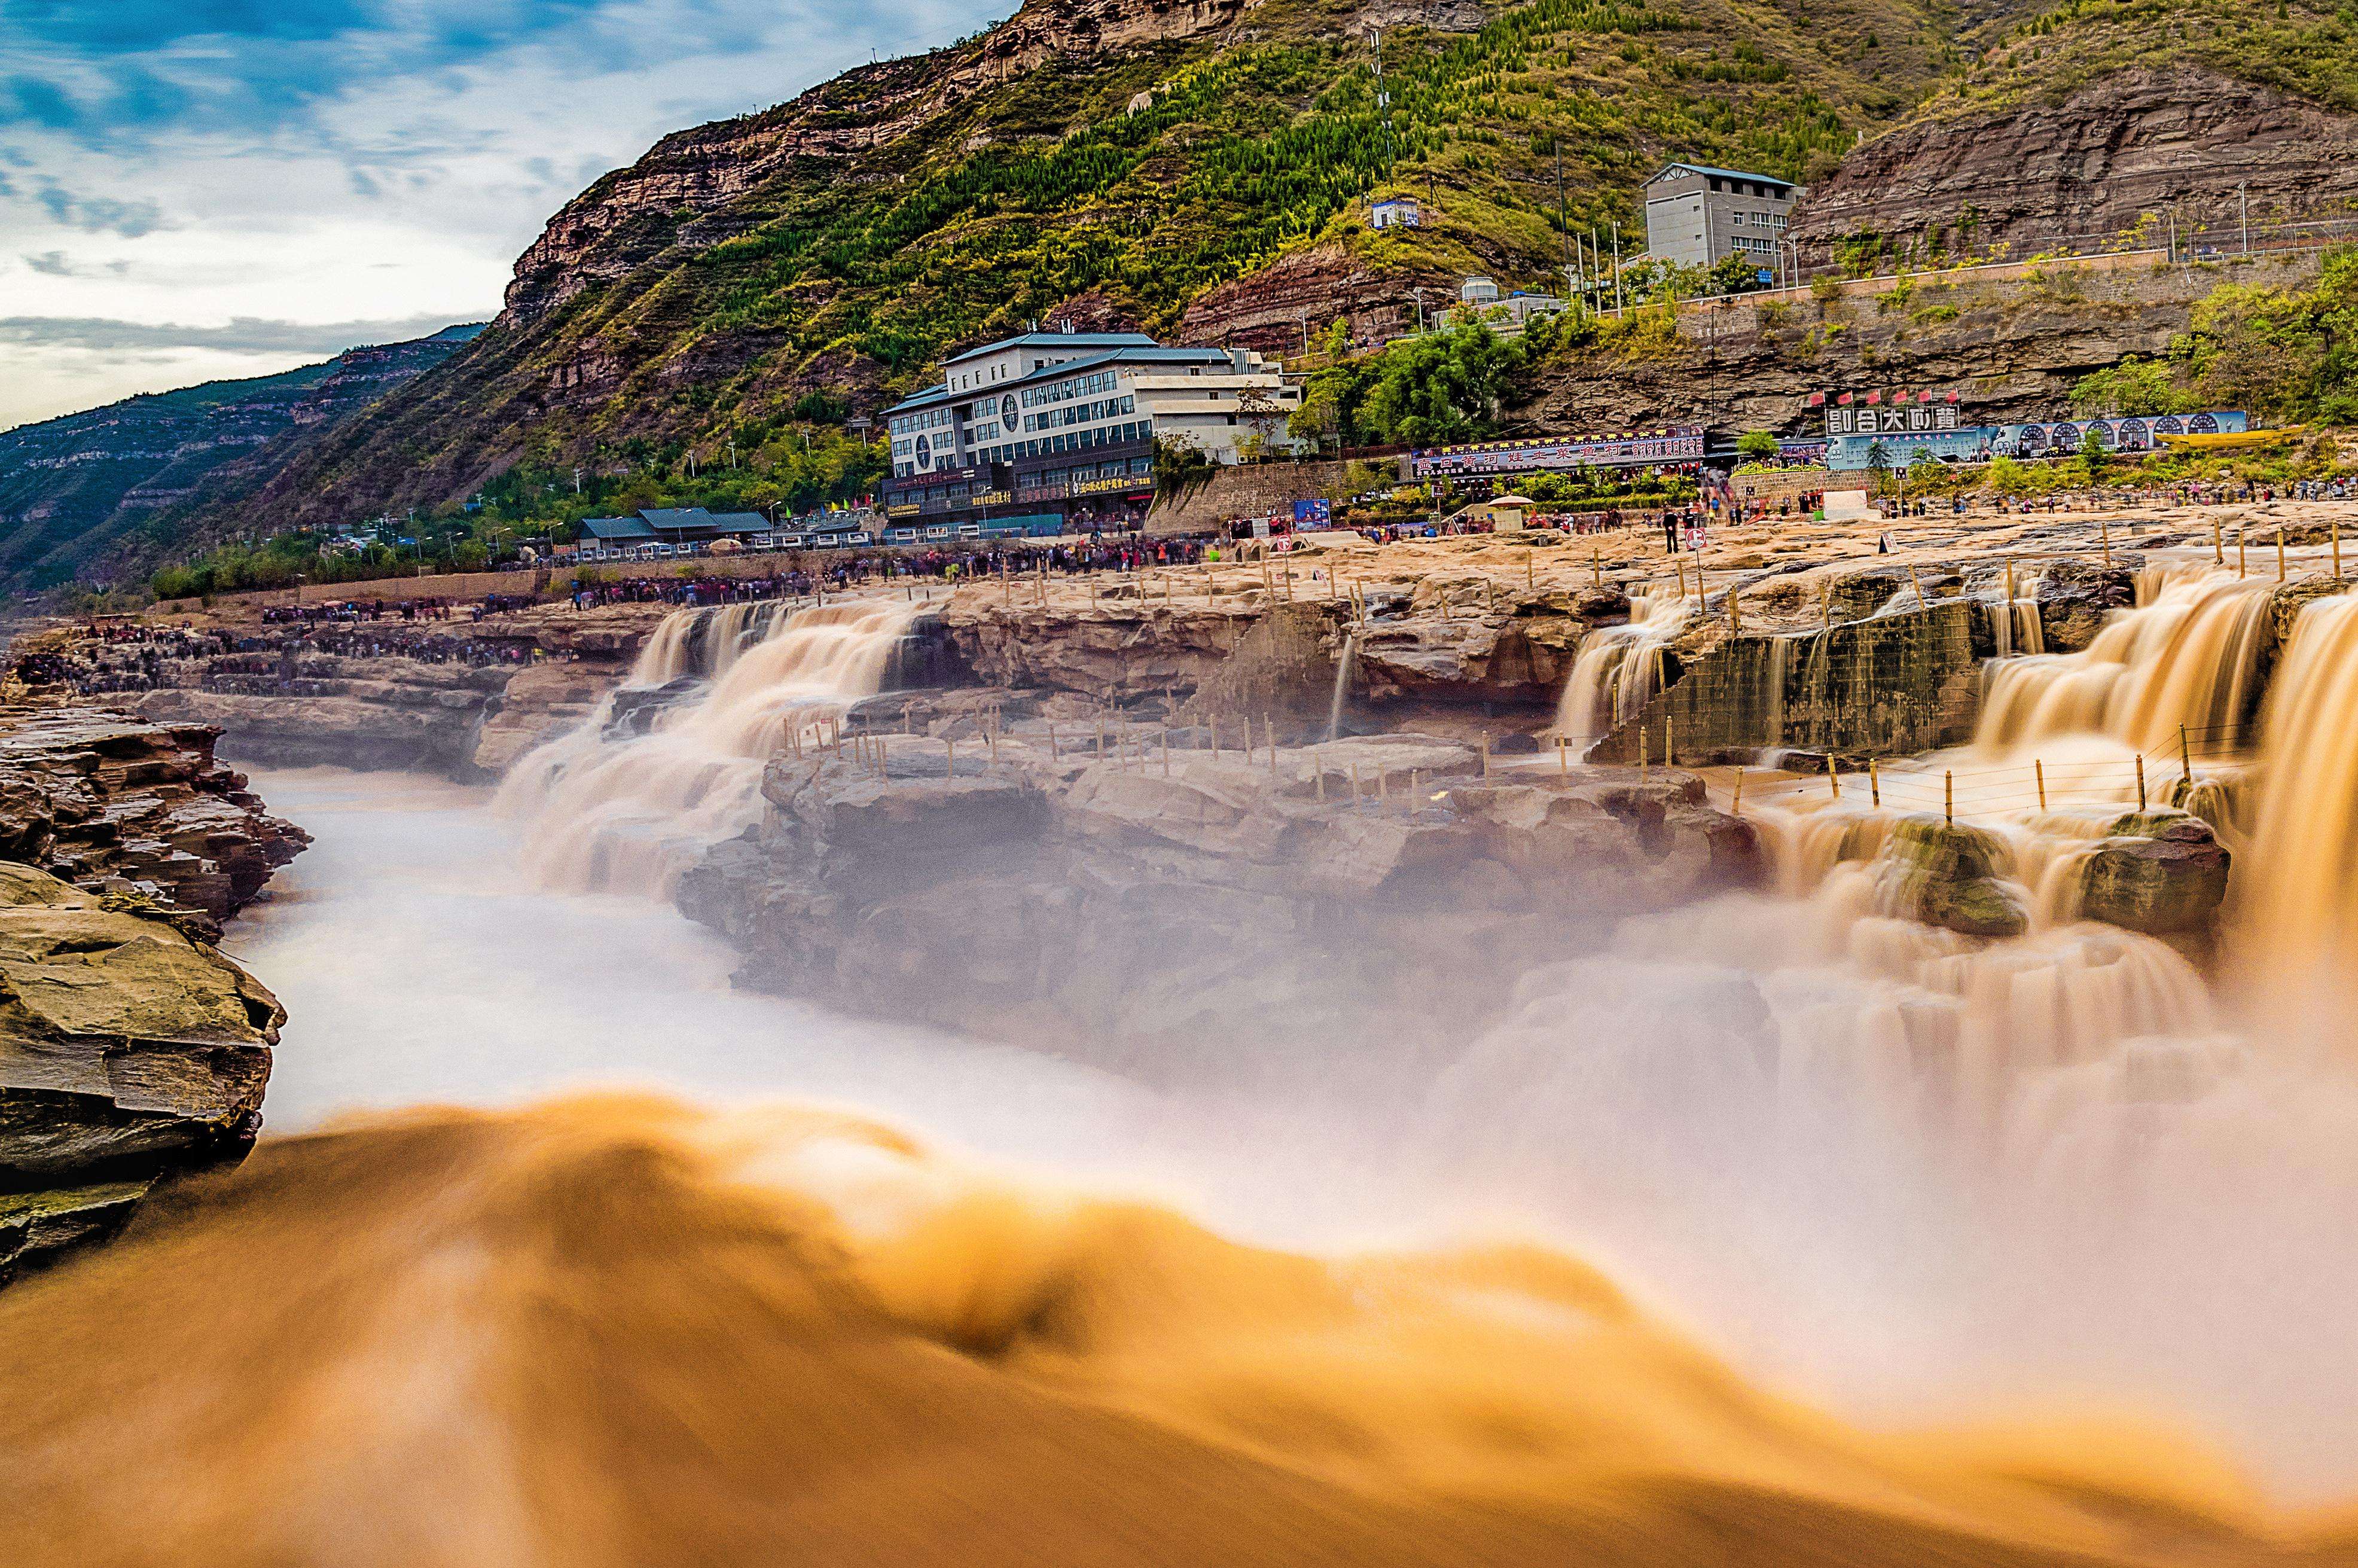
[881,330,1302,532]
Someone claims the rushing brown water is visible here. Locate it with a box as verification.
[20,565,2358,1563]
[6,1095,2347,1568]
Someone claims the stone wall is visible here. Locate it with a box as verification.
[1145,459,1352,536]
[1588,602,1981,764]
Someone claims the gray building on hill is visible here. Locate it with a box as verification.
[1642,163,1800,274]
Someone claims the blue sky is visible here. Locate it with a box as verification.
[0,0,1000,428]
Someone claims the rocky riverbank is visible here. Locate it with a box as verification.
[0,706,302,1282]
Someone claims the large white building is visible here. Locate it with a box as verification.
[1641,162,1800,274]
[883,330,1302,530]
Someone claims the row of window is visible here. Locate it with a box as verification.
[1732,211,1787,228]
[1023,369,1120,408]
[889,405,953,438]
[975,419,1152,467]
[1026,395,1133,433]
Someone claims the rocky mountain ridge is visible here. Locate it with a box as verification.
[0,326,481,593]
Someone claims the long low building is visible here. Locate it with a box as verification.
[1404,427,1707,481]
[883,330,1304,532]
[1822,410,2249,470]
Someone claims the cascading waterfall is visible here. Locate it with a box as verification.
[1550,589,1689,747]
[1976,566,2272,753]
[1326,630,1359,742]
[1688,563,2322,1143]
[497,596,919,896]
[1991,573,2044,659]
[2235,592,2358,998]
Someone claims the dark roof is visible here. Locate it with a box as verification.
[941,331,1158,368]
[886,344,1241,417]
[1643,162,1796,192]
[580,509,773,542]
[580,515,654,540]
[637,507,715,532]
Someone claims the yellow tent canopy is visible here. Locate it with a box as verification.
[2157,425,2305,452]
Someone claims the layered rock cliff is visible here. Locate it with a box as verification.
[1791,64,2358,254]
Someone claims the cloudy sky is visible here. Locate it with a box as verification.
[0,0,1000,430]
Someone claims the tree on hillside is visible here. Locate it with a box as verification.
[2078,428,2109,484]
[1865,440,1893,492]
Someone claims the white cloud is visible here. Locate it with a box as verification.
[0,0,1007,430]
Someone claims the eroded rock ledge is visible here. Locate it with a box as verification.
[0,706,304,1282]
[0,862,284,1283]
[679,729,1759,1075]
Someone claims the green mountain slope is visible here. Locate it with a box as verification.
[156,0,1953,550]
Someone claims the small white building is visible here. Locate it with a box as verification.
[1371,197,1421,230]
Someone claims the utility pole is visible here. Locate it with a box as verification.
[1611,222,1623,312]
[1554,142,1572,278]
[2240,181,2249,254]
[1300,310,1311,358]
[1411,286,1424,332]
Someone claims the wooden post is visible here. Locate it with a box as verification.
[945,737,955,779]
[1727,587,1740,635]
[1639,724,1649,780]
[1944,769,1953,824]
[1557,735,1568,777]
[988,727,998,766]
[1096,719,1106,759]
[2005,560,2015,602]
[877,737,887,773]
[1163,729,1172,776]
[1316,758,1327,801]
[2238,527,2247,579]
[2180,725,2192,783]
[1908,564,1927,607]
[1666,715,1675,765]
[1526,555,1534,591]
[1869,757,1881,808]
[2035,758,2046,812]
[1826,753,1840,800]
[1411,768,1421,798]
[1821,581,1832,630]
[1732,768,1743,814]
[2100,515,2112,568]
[2211,518,2223,565]
[2136,753,2147,811]
[2278,527,2286,582]
[1266,715,1277,780]
[2336,517,2344,581]
[1481,733,1491,779]
[1592,545,1602,586]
